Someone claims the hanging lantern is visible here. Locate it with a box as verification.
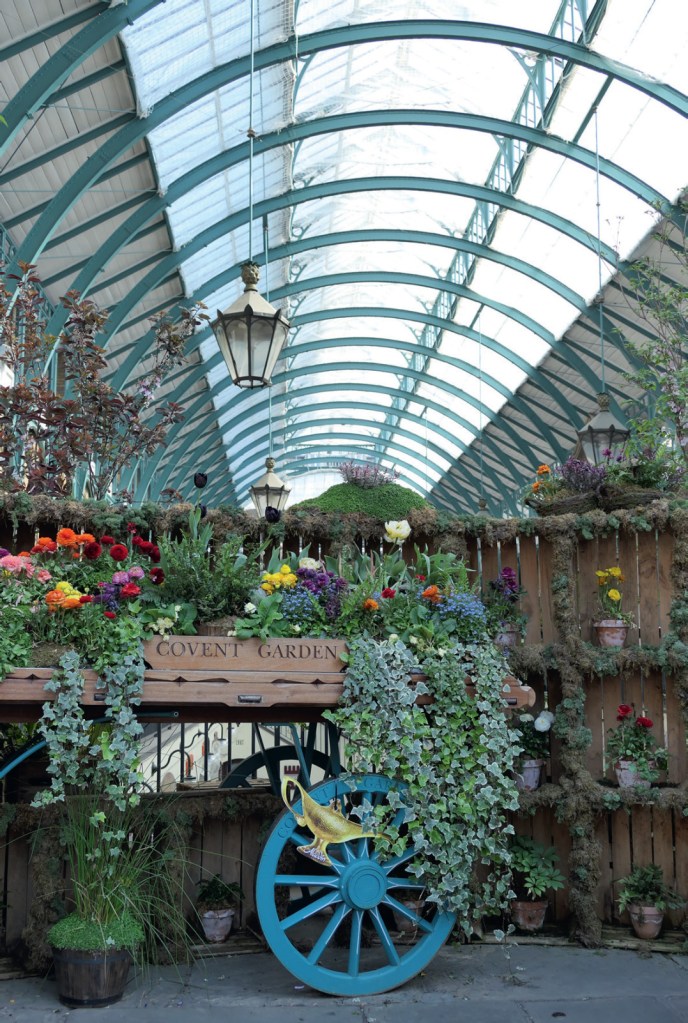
[577,393,630,464]
[211,262,290,389]
[249,457,291,520]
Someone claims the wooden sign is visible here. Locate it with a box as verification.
[142,635,348,673]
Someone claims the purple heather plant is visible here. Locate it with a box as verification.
[338,461,400,488]
[558,456,607,493]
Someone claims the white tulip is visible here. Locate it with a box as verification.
[384,519,411,544]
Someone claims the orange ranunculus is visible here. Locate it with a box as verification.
[18,551,31,557]
[56,528,78,547]
[34,537,57,552]
[536,464,551,475]
[45,589,66,608]
[363,598,379,611]
[422,585,442,604]
[74,533,95,545]
[531,481,541,492]
[61,595,82,609]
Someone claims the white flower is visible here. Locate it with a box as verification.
[538,710,555,725]
[226,629,237,637]
[534,714,553,733]
[244,601,257,614]
[388,633,399,643]
[291,625,301,634]
[384,519,411,545]
[299,557,321,570]
[408,635,418,646]
[436,648,447,658]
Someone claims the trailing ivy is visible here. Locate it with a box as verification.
[326,636,520,934]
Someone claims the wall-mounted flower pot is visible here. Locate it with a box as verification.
[615,759,652,790]
[628,904,664,940]
[494,624,519,649]
[510,899,548,932]
[514,758,544,791]
[593,620,629,648]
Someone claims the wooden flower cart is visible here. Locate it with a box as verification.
[0,639,534,996]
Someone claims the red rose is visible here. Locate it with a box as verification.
[79,594,94,604]
[150,567,165,585]
[83,541,102,560]
[149,545,161,563]
[104,611,117,620]
[109,544,128,562]
[381,587,396,598]
[617,704,633,718]
[100,535,115,546]
[636,716,653,729]
[120,582,141,598]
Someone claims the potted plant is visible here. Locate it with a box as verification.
[196,874,243,943]
[509,709,555,790]
[606,704,668,787]
[592,565,634,647]
[616,864,684,939]
[509,836,566,932]
[484,567,527,648]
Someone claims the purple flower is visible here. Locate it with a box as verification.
[112,571,130,585]
[0,548,9,558]
[127,565,145,580]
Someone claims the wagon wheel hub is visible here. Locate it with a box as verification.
[341,860,387,909]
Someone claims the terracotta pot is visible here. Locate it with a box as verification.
[494,623,519,649]
[615,759,652,789]
[593,620,630,648]
[510,899,548,932]
[200,908,235,942]
[514,758,544,791]
[628,904,664,940]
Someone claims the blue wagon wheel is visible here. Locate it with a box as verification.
[256,773,455,996]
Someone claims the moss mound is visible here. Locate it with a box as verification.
[48,911,143,952]
[291,482,431,518]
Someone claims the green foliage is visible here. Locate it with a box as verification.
[48,910,143,952]
[196,874,243,911]
[605,705,668,782]
[325,636,520,931]
[292,481,430,517]
[157,508,262,621]
[0,605,32,679]
[509,836,566,900]
[616,864,684,913]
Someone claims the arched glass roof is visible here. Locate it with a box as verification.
[1,0,687,513]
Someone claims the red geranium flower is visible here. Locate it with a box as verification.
[120,582,141,598]
[132,536,145,548]
[636,716,654,729]
[137,540,153,555]
[126,522,138,534]
[109,544,129,562]
[149,545,161,563]
[79,594,94,604]
[415,574,426,581]
[83,541,102,560]
[103,611,117,620]
[617,704,633,718]
[150,567,165,585]
[100,535,115,546]
[381,587,396,598]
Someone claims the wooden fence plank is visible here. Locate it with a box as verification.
[651,809,683,928]
[595,814,613,922]
[537,537,557,646]
[617,531,641,647]
[610,810,632,924]
[636,531,661,646]
[518,536,541,645]
[584,676,605,782]
[665,675,688,784]
[658,531,674,640]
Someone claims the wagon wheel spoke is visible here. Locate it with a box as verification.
[274,873,339,888]
[368,906,401,966]
[307,902,351,965]
[280,889,342,931]
[383,894,434,934]
[347,909,364,977]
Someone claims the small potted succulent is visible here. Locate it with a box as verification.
[196,874,243,943]
[509,836,566,932]
[616,864,684,939]
[606,704,668,787]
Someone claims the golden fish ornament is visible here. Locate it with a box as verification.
[281,777,377,866]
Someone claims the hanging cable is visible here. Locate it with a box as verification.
[247,0,256,261]
[478,312,485,507]
[593,107,605,391]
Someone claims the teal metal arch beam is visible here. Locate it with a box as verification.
[13,10,676,291]
[109,222,590,393]
[283,336,567,458]
[0,4,108,62]
[87,174,612,357]
[221,365,539,496]
[0,0,163,157]
[157,389,509,503]
[44,100,637,342]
